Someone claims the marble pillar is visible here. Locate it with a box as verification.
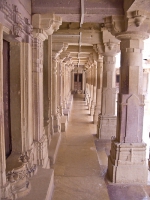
[94,55,103,124]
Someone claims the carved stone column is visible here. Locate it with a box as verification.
[52,56,61,132]
[88,67,92,110]
[61,62,66,112]
[32,34,50,168]
[59,61,64,116]
[97,29,119,139]
[85,68,89,103]
[32,14,62,168]
[90,63,97,117]
[51,42,65,132]
[82,71,86,94]
[104,10,150,183]
[63,63,67,109]
[85,67,90,104]
[93,55,103,124]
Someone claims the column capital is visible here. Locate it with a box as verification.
[95,43,119,57]
[94,29,120,56]
[104,10,150,40]
[32,14,62,40]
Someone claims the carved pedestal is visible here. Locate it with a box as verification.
[107,141,148,183]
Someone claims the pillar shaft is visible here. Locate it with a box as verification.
[71,70,74,92]
[88,68,92,109]
[94,56,103,124]
[90,64,97,116]
[97,54,117,139]
[32,35,50,169]
[82,71,85,93]
[32,38,44,141]
[20,43,33,151]
[116,38,144,143]
[107,33,148,183]
[52,57,60,132]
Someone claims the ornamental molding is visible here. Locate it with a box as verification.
[0,0,33,42]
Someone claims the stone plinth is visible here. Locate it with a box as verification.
[63,108,70,120]
[18,167,54,200]
[97,115,116,139]
[61,116,68,132]
[107,141,148,183]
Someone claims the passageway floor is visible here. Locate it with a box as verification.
[52,94,150,200]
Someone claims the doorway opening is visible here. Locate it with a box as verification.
[74,73,82,93]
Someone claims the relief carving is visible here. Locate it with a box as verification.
[0,0,33,42]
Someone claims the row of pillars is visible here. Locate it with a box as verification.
[0,19,73,198]
[85,25,150,183]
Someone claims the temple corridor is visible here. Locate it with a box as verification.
[1,1,150,199]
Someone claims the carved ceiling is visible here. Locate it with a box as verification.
[2,0,150,69]
[31,0,150,69]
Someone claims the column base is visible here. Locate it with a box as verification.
[90,101,96,117]
[35,134,50,169]
[97,115,116,139]
[107,141,148,184]
[63,108,70,120]
[53,115,61,133]
[88,97,91,110]
[61,116,68,132]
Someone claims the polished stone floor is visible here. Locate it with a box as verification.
[52,94,150,200]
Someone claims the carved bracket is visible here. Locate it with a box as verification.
[32,14,62,37]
